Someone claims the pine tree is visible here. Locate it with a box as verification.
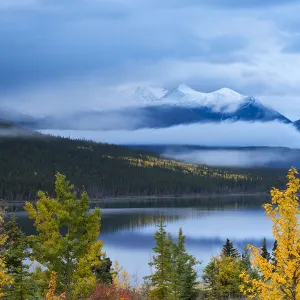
[144,221,173,300]
[25,173,103,299]
[92,256,114,284]
[222,238,239,258]
[172,228,199,300]
[261,237,271,261]
[3,215,36,299]
[240,246,251,271]
[202,255,244,299]
[271,239,278,268]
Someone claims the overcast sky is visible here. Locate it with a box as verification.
[1,0,300,120]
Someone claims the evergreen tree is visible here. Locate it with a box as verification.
[3,215,36,299]
[202,254,243,299]
[146,224,200,300]
[240,246,251,271]
[144,221,173,300]
[92,256,114,284]
[171,228,199,300]
[261,237,271,261]
[271,239,278,268]
[25,173,103,299]
[222,238,239,258]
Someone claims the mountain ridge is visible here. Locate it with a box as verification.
[0,85,295,130]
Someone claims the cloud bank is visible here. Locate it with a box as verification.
[1,0,300,120]
[165,149,298,167]
[40,121,300,149]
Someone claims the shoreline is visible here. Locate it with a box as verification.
[4,192,269,209]
[91,192,269,202]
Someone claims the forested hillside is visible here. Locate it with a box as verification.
[0,134,286,202]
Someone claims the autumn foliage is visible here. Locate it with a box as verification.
[46,272,66,300]
[88,283,139,300]
[241,168,300,300]
[1,169,300,299]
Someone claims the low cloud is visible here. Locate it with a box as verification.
[0,128,35,137]
[164,148,299,167]
[40,121,300,149]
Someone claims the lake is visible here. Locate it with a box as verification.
[14,195,273,282]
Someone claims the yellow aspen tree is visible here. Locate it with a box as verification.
[240,168,300,300]
[46,272,66,300]
[0,206,13,298]
[112,261,130,289]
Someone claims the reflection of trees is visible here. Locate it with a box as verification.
[99,196,270,234]
[14,195,270,236]
[91,195,269,210]
[101,212,181,234]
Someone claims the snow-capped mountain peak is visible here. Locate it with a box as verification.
[176,84,197,94]
[160,85,246,113]
[132,87,159,105]
[128,84,291,125]
[212,87,244,101]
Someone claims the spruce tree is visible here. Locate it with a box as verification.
[222,238,239,258]
[25,173,103,299]
[261,238,271,261]
[172,228,199,300]
[241,246,251,271]
[4,215,36,299]
[92,256,114,284]
[202,255,243,299]
[271,239,278,268]
[144,221,173,300]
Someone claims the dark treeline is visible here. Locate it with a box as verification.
[0,134,287,202]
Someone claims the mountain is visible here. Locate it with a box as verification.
[131,87,159,105]
[140,85,291,125]
[1,85,292,131]
[294,119,300,131]
[159,85,246,111]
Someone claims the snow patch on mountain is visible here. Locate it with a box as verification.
[159,84,246,113]
[129,86,168,105]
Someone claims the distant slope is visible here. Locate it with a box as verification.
[295,119,300,131]
[0,119,38,136]
[0,135,286,202]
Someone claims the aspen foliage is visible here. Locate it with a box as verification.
[112,261,130,289]
[46,272,66,300]
[240,168,300,300]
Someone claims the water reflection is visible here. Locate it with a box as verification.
[14,196,273,280]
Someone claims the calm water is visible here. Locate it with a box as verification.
[14,196,273,281]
